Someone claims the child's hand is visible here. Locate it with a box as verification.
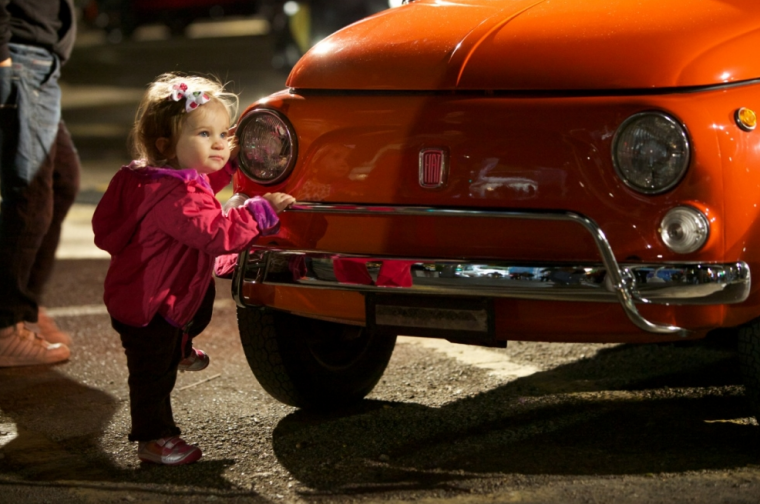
[263,192,296,214]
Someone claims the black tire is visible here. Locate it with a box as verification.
[737,319,760,422]
[237,306,397,409]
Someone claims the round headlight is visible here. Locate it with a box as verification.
[659,206,709,254]
[612,112,690,194]
[237,109,297,185]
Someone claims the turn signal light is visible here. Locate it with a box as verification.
[735,107,757,131]
[659,206,710,254]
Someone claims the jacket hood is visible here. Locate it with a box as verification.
[287,0,760,91]
[92,163,211,255]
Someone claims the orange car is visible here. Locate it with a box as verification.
[228,0,760,417]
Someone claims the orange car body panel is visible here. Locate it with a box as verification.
[234,0,760,343]
[289,0,760,91]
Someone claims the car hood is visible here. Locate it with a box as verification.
[287,0,760,91]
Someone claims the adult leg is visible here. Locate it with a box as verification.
[0,44,62,328]
[0,45,69,366]
[22,122,80,345]
[27,121,80,305]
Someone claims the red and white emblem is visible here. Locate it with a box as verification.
[418,148,448,189]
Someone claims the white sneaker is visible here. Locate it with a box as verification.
[0,323,70,367]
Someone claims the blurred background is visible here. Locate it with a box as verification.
[63,1,401,208]
[78,0,398,68]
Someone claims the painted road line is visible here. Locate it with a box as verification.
[57,204,109,259]
[46,299,236,318]
[0,422,18,449]
[44,303,537,381]
[45,304,108,317]
[398,336,539,380]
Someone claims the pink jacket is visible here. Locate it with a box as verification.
[92,161,279,328]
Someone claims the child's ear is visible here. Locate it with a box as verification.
[155,137,174,158]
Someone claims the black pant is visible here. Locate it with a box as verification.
[112,282,215,442]
[0,122,80,327]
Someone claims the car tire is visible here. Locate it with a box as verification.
[737,319,760,422]
[237,306,397,409]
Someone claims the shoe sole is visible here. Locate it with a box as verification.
[40,333,73,346]
[178,363,209,372]
[178,357,210,372]
[0,354,70,367]
[138,449,202,465]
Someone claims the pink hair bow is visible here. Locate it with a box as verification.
[169,83,211,113]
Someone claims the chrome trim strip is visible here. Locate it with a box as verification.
[231,248,248,308]
[232,249,268,308]
[289,77,760,98]
[231,202,753,336]
[242,251,750,306]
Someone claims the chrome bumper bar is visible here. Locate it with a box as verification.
[230,202,751,336]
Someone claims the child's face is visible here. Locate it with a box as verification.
[173,100,231,174]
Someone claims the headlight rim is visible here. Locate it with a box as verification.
[236,108,298,186]
[611,110,691,196]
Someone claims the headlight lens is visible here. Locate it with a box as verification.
[237,109,297,185]
[612,112,690,194]
[659,206,709,254]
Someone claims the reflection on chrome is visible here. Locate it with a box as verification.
[239,251,750,307]
[227,201,752,337]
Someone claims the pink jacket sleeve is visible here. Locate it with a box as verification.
[206,160,236,195]
[152,183,279,256]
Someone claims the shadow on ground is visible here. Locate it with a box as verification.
[0,354,265,502]
[272,338,760,496]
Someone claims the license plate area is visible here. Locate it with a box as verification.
[366,293,499,346]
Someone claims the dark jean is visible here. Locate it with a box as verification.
[112,282,216,442]
[0,43,80,328]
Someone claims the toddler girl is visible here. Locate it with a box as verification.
[92,73,294,465]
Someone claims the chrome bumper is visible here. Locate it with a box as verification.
[230,202,751,336]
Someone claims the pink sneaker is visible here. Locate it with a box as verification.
[137,436,202,465]
[178,348,209,372]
